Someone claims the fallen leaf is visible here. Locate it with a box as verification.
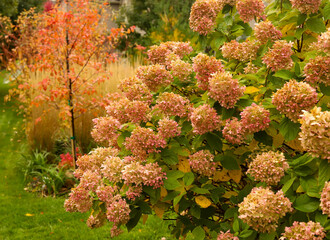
[25,213,34,217]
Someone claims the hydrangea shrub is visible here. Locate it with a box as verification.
[66,0,330,239]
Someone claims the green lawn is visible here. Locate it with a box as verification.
[0,71,173,240]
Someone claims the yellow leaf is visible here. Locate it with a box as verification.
[195,196,212,208]
[233,146,249,155]
[160,187,167,199]
[254,93,263,102]
[273,134,284,148]
[228,169,242,184]
[296,185,305,193]
[244,86,260,94]
[154,203,166,219]
[25,213,34,217]
[142,214,148,224]
[146,122,155,127]
[247,139,259,151]
[178,157,191,173]
[223,191,238,198]
[174,204,179,213]
[286,138,304,152]
[213,170,231,182]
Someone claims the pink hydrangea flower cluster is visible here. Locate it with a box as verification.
[118,77,153,103]
[122,162,166,189]
[158,118,181,138]
[221,40,259,62]
[238,187,293,233]
[244,62,259,74]
[304,56,330,86]
[125,126,167,159]
[236,0,265,23]
[289,0,322,14]
[91,116,121,145]
[262,40,294,72]
[170,59,193,81]
[280,221,326,240]
[217,230,239,240]
[154,92,191,117]
[75,147,119,179]
[240,103,270,134]
[101,156,125,182]
[222,117,246,145]
[136,64,173,91]
[320,182,330,217]
[189,150,217,176]
[86,212,106,229]
[192,53,224,90]
[299,107,330,160]
[247,151,289,185]
[208,71,245,109]
[79,170,102,191]
[254,20,282,44]
[190,104,221,134]
[64,186,93,213]
[272,80,318,122]
[147,41,193,65]
[105,98,150,124]
[314,28,330,54]
[96,185,117,203]
[189,0,221,35]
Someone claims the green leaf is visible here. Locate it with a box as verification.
[161,149,179,165]
[279,117,301,141]
[222,107,235,120]
[294,194,320,212]
[117,131,131,148]
[191,186,210,194]
[273,70,295,80]
[217,153,240,170]
[183,172,195,186]
[319,83,330,96]
[254,131,273,146]
[291,154,315,167]
[324,2,330,20]
[206,132,223,152]
[297,13,307,25]
[164,178,181,190]
[224,207,238,220]
[162,191,180,201]
[259,232,276,240]
[319,159,330,186]
[233,218,240,232]
[137,200,152,214]
[315,211,328,226]
[282,176,297,193]
[306,17,326,33]
[192,226,205,240]
[173,193,184,206]
[239,229,254,238]
[126,208,142,232]
[190,205,201,219]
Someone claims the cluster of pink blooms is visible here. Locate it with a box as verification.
[320,182,330,217]
[238,187,293,233]
[247,151,289,185]
[136,64,173,91]
[105,97,150,124]
[208,71,245,109]
[299,107,330,161]
[86,212,106,229]
[240,103,270,134]
[304,56,330,86]
[272,80,318,122]
[244,62,259,74]
[254,20,282,44]
[289,0,322,14]
[147,41,193,65]
[101,156,125,182]
[170,59,193,81]
[64,186,93,213]
[125,126,167,159]
[189,0,221,35]
[75,147,119,179]
[221,40,259,62]
[91,116,121,145]
[280,221,326,240]
[222,117,245,145]
[217,230,239,240]
[188,150,217,176]
[262,40,294,72]
[157,118,181,138]
[192,53,224,90]
[236,0,265,23]
[314,28,330,54]
[154,92,191,117]
[118,77,153,103]
[190,104,221,135]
